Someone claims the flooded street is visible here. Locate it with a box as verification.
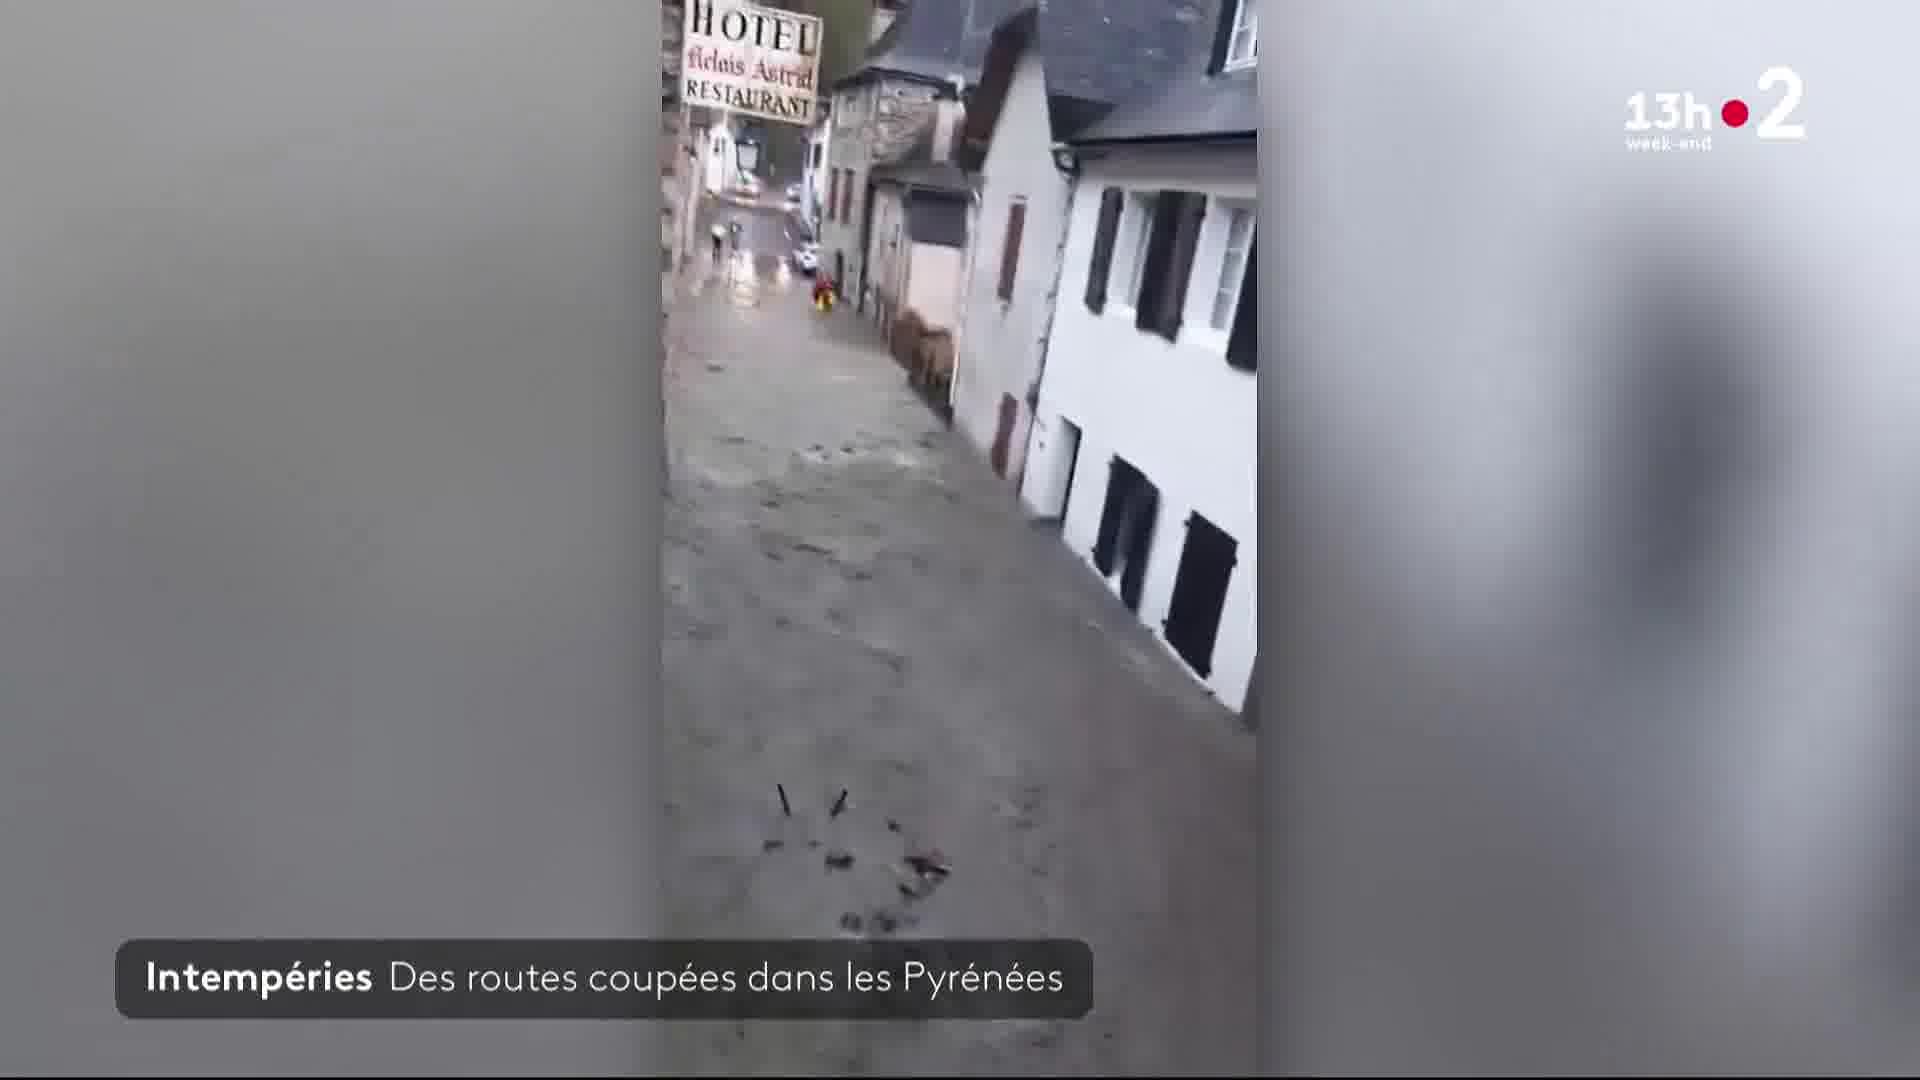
[662,199,1258,1075]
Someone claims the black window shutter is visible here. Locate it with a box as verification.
[1226,239,1258,371]
[1092,491,1124,575]
[1092,458,1138,575]
[1134,191,1183,333]
[1117,486,1158,612]
[1084,187,1123,313]
[1207,0,1240,73]
[1163,513,1238,677]
[1149,194,1208,342]
[998,201,1026,300]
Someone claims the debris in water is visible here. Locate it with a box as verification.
[829,789,848,818]
[763,838,784,852]
[905,851,950,878]
[886,819,901,833]
[825,850,854,870]
[839,912,863,933]
[777,784,791,817]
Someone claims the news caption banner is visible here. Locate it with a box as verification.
[116,940,1091,1020]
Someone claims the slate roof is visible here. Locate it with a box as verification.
[1068,67,1256,145]
[1031,0,1211,122]
[1065,0,1256,145]
[956,0,1222,168]
[836,0,1025,89]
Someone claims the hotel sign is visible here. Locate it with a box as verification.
[681,0,823,127]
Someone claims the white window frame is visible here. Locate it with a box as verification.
[1109,192,1156,319]
[1210,205,1254,331]
[1223,0,1258,71]
[1183,198,1255,352]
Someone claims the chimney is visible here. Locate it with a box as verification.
[931,75,967,162]
[869,2,899,44]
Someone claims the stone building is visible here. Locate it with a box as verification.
[817,0,1016,305]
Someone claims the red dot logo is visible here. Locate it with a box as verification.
[1722,99,1749,128]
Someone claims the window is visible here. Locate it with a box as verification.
[1092,457,1159,614]
[1100,189,1208,339]
[826,170,840,222]
[1132,191,1208,341]
[811,144,823,167]
[998,199,1026,300]
[1119,194,1155,308]
[840,170,856,223]
[1224,0,1258,69]
[1210,206,1254,330]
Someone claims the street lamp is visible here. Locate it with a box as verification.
[736,140,760,175]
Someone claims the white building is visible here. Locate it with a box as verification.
[949,0,1214,486]
[865,162,970,340]
[1016,0,1260,713]
[801,111,831,233]
[702,113,738,195]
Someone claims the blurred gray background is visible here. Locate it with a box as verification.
[0,2,662,1073]
[1265,1,1920,1073]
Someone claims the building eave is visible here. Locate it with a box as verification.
[1068,129,1256,151]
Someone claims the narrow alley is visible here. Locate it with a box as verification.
[661,201,1258,1075]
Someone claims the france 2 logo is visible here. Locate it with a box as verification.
[1625,66,1806,141]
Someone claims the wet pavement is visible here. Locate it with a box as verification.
[695,195,805,268]
[662,199,1257,1075]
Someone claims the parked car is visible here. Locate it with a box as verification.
[791,241,819,275]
